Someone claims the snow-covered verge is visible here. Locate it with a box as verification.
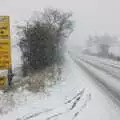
[0,54,119,120]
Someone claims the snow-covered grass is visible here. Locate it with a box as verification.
[4,63,62,93]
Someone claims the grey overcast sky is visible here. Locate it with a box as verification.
[0,0,120,47]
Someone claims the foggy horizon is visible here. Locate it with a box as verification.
[0,0,120,47]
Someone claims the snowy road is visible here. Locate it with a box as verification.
[71,53,120,107]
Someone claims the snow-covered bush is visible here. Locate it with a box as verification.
[17,8,73,76]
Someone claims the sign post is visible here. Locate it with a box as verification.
[0,16,12,88]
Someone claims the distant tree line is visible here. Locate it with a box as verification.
[84,34,120,60]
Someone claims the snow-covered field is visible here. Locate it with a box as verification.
[0,54,120,120]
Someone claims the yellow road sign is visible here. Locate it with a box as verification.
[0,16,10,39]
[0,40,10,51]
[0,16,11,70]
[0,40,11,69]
